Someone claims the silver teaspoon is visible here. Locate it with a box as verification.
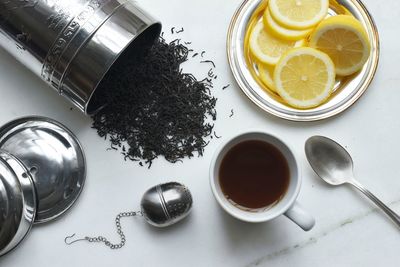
[305,135,400,227]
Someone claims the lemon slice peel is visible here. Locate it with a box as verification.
[269,0,329,30]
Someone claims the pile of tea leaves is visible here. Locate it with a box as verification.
[91,35,217,167]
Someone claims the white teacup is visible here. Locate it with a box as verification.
[209,131,315,231]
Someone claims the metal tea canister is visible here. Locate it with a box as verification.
[0,0,161,114]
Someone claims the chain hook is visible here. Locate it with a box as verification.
[64,233,87,245]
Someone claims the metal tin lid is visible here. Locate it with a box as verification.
[0,151,36,257]
[0,117,86,224]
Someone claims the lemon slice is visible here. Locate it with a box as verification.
[249,20,304,65]
[269,0,329,29]
[274,47,335,108]
[309,15,371,76]
[264,9,312,40]
[258,63,276,92]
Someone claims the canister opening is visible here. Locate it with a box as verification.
[86,22,162,114]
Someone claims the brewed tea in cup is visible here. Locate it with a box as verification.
[210,131,315,231]
[219,139,290,211]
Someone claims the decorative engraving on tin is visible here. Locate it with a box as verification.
[42,38,67,82]
[15,25,32,50]
[63,21,80,38]
[41,0,109,84]
[16,25,32,43]
[47,11,70,31]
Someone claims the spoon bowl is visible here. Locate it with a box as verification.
[305,136,355,185]
[305,135,400,228]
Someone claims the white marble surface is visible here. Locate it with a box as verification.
[0,0,400,266]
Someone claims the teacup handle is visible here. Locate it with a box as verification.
[284,201,315,231]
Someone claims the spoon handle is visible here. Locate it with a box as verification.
[350,180,400,227]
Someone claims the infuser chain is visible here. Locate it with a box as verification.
[64,211,142,249]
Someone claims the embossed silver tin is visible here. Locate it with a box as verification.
[0,0,161,114]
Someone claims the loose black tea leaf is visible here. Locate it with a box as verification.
[208,68,214,78]
[176,27,184,33]
[200,60,216,68]
[222,84,230,90]
[91,36,217,167]
[214,131,221,139]
[229,109,234,118]
[201,51,205,57]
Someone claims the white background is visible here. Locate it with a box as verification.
[1,0,400,266]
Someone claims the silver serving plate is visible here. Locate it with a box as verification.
[227,0,380,121]
[0,117,86,224]
[0,151,36,257]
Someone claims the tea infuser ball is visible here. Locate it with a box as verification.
[65,182,193,249]
[141,182,193,227]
